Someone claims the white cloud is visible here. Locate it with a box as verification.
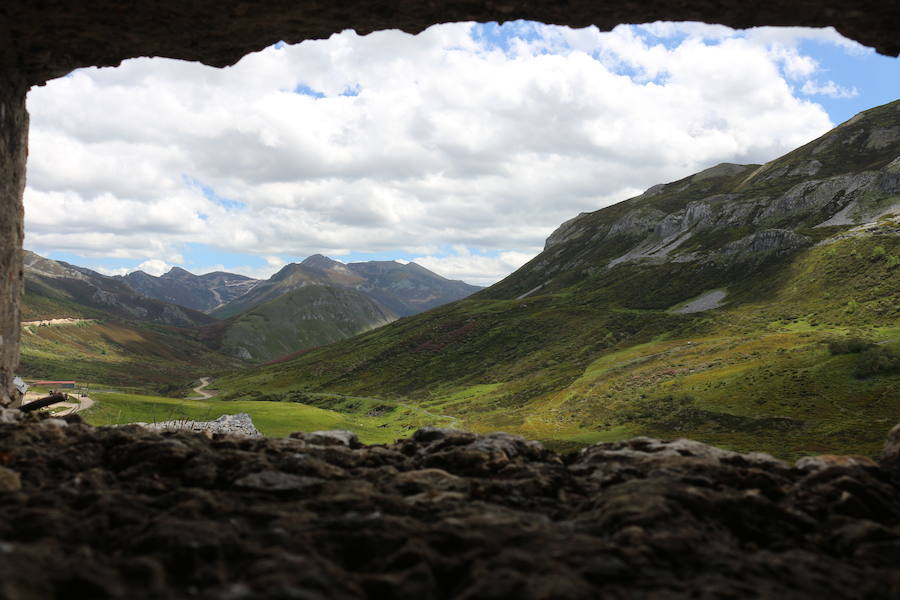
[801,80,860,99]
[90,265,131,277]
[136,259,172,276]
[413,247,536,286]
[23,21,854,285]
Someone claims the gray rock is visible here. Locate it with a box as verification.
[0,408,22,423]
[299,429,361,448]
[720,229,811,259]
[0,465,21,492]
[866,127,900,150]
[795,454,878,472]
[234,471,324,492]
[880,423,900,477]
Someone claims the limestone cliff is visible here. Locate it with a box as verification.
[492,100,900,301]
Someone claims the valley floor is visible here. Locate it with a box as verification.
[69,321,899,461]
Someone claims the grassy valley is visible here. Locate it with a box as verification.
[213,219,900,458]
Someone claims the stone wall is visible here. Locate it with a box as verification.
[0,78,26,406]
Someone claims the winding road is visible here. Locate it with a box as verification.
[190,377,214,400]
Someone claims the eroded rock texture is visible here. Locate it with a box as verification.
[1,417,900,599]
[0,79,27,407]
[2,0,899,87]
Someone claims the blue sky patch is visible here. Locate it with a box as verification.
[470,21,548,55]
[294,84,326,98]
[794,39,900,124]
[183,175,246,211]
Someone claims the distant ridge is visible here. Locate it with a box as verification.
[211,256,481,320]
[119,267,261,313]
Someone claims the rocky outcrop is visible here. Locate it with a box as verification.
[494,101,900,303]
[720,229,811,260]
[1,415,900,598]
[544,212,593,250]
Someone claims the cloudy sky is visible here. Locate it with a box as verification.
[24,21,900,285]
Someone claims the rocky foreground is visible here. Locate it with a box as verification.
[1,411,900,599]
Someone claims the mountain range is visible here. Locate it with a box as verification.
[207,254,480,319]
[119,268,259,313]
[214,99,900,459]
[20,250,483,376]
[23,250,215,328]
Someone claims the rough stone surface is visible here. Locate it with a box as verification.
[0,77,27,407]
[291,429,362,449]
[2,1,899,88]
[882,423,900,478]
[1,419,900,598]
[0,465,21,492]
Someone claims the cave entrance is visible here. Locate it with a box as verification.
[2,3,899,405]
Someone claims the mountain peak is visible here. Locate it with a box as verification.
[161,266,195,280]
[302,254,345,271]
[271,262,309,281]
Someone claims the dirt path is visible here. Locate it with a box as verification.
[190,377,214,400]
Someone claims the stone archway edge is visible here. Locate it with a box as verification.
[2,0,898,85]
[0,0,898,404]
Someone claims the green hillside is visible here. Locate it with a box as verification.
[206,285,397,363]
[20,262,242,393]
[81,390,442,443]
[19,319,241,393]
[213,100,900,458]
[216,230,900,458]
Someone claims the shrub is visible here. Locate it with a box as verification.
[828,337,875,355]
[854,346,900,379]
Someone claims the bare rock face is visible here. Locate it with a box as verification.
[1,1,898,89]
[0,77,27,406]
[1,418,900,598]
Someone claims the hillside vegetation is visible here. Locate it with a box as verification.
[215,100,900,458]
[20,258,242,392]
[205,285,397,363]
